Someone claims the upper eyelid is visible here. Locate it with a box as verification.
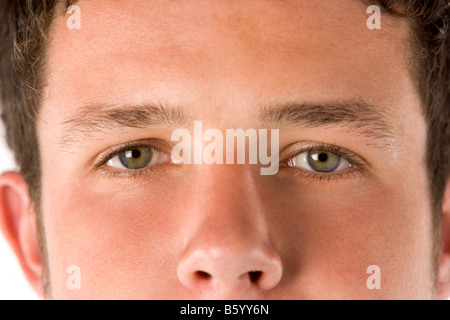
[92,140,168,168]
[280,142,368,169]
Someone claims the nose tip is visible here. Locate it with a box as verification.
[177,245,283,292]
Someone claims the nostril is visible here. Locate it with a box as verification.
[248,271,262,283]
[195,271,212,280]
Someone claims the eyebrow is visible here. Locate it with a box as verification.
[59,99,397,151]
[59,103,188,149]
[259,99,398,149]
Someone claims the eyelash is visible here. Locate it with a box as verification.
[93,142,169,179]
[93,141,365,181]
[280,142,365,181]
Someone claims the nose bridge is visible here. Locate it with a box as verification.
[187,165,267,241]
[177,165,282,293]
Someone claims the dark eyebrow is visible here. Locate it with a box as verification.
[259,99,398,149]
[59,103,187,149]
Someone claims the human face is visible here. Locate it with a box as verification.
[37,0,432,299]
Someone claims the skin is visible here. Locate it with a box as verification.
[1,0,450,299]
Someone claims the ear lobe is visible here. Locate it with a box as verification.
[0,172,44,298]
[437,179,450,300]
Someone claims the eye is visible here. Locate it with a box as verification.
[288,149,353,173]
[106,146,168,170]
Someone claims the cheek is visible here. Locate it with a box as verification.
[40,165,434,299]
[42,177,185,299]
[270,174,433,298]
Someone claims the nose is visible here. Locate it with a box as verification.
[177,238,283,292]
[176,167,282,294]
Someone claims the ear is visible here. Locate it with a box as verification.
[0,172,44,298]
[437,178,450,300]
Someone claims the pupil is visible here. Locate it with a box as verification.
[132,149,141,158]
[318,152,328,162]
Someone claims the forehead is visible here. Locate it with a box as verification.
[43,0,418,125]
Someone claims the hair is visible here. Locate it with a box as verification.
[0,0,449,296]
[0,0,75,296]
[370,0,450,282]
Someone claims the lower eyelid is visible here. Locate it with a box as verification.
[286,165,360,181]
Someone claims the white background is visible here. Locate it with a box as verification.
[0,122,39,300]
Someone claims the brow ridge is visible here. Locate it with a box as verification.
[59,103,187,149]
[259,99,397,149]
